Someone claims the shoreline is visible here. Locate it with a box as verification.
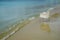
[0,19,30,40]
[0,14,39,40]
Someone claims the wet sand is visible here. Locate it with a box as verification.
[6,17,60,40]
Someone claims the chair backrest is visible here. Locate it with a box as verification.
[40,12,49,19]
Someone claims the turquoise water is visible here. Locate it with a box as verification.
[0,1,60,33]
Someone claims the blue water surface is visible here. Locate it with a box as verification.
[0,0,60,33]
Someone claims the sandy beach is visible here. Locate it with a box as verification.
[7,18,60,40]
[6,6,60,40]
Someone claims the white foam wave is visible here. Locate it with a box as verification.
[47,8,54,11]
[29,17,35,20]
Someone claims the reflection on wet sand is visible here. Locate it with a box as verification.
[40,22,51,32]
[40,12,60,32]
